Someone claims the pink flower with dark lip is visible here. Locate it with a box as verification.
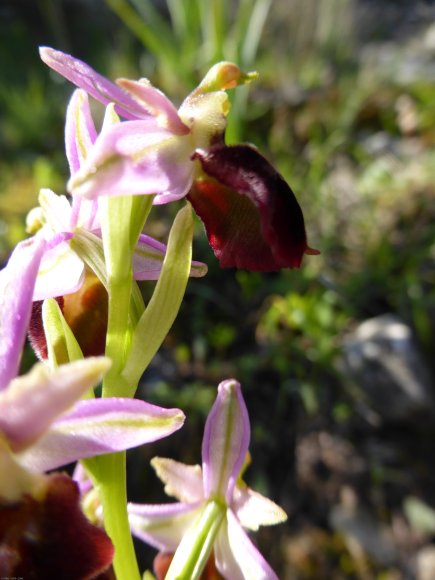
[40,47,319,271]
[24,87,206,304]
[128,380,287,580]
[0,242,185,475]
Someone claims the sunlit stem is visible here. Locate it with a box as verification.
[166,500,226,580]
[103,275,133,395]
[94,453,141,580]
[96,195,154,580]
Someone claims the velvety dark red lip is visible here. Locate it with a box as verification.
[187,144,318,271]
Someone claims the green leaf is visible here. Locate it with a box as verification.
[122,203,193,393]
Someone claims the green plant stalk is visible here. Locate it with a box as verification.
[165,500,226,580]
[100,194,136,393]
[97,452,141,580]
[103,275,133,395]
[96,193,148,579]
[97,271,134,578]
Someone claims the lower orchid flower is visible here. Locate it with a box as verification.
[128,380,287,580]
[0,235,185,473]
[40,47,319,271]
[0,233,185,577]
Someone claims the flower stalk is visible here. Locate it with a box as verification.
[165,500,226,580]
[95,453,141,580]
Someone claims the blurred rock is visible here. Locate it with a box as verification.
[342,314,435,424]
[416,545,435,580]
[297,431,366,503]
[329,486,397,567]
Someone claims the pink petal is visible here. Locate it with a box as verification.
[65,90,100,231]
[117,78,189,135]
[65,89,97,175]
[0,236,46,390]
[39,47,151,120]
[202,380,250,502]
[214,509,279,580]
[0,358,110,452]
[72,463,93,496]
[68,120,193,201]
[18,397,185,472]
[188,145,319,271]
[133,234,207,280]
[128,501,201,551]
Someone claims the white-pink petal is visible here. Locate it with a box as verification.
[0,358,110,453]
[202,379,250,502]
[128,501,201,551]
[117,78,189,136]
[232,485,287,531]
[151,457,204,503]
[65,89,97,175]
[39,47,152,121]
[0,236,46,390]
[38,189,72,233]
[68,121,193,201]
[18,397,185,472]
[215,509,279,580]
[132,234,207,280]
[33,241,85,300]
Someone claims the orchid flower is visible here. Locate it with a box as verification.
[26,88,206,303]
[40,47,319,271]
[0,239,185,474]
[0,252,115,577]
[128,380,287,580]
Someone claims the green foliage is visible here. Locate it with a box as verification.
[3,2,435,576]
[105,0,272,141]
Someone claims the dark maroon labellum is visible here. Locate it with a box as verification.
[0,473,113,579]
[188,144,318,271]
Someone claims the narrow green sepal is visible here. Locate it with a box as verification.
[129,195,154,252]
[42,298,84,370]
[70,230,108,289]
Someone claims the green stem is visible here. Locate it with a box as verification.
[166,500,225,580]
[96,194,145,578]
[103,275,133,397]
[97,453,141,580]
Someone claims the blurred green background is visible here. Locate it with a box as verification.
[2,0,435,577]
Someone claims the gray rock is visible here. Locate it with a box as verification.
[329,486,397,566]
[417,546,435,580]
[342,314,435,423]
